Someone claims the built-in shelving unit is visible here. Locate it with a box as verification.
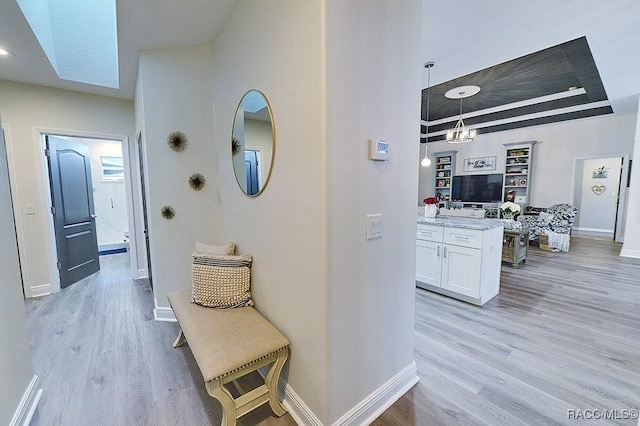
[434,150,457,207]
[503,141,536,209]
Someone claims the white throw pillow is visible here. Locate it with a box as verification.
[195,240,236,255]
[538,212,554,223]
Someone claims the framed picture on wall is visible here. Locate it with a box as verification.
[464,156,496,172]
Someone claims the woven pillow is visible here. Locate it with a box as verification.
[191,253,254,308]
[194,240,236,255]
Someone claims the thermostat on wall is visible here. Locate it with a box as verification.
[369,139,390,161]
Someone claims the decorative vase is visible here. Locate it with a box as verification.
[424,204,438,218]
[502,211,514,220]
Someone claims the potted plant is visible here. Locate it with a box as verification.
[499,201,521,220]
[423,197,439,218]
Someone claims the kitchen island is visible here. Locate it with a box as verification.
[416,216,503,306]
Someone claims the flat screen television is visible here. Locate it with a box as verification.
[451,173,503,203]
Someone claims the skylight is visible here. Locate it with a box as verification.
[16,0,119,88]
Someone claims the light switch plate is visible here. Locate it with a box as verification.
[366,213,383,240]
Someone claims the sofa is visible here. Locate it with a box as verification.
[518,203,578,242]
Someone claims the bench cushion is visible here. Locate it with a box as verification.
[168,289,289,382]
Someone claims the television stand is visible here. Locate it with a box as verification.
[449,201,500,218]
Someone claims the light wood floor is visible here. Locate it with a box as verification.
[26,253,296,426]
[25,236,640,425]
[374,236,640,426]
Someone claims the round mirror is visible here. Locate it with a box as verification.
[231,90,275,196]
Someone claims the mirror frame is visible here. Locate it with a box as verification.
[231,89,276,197]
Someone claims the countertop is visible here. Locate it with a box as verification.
[417,215,504,230]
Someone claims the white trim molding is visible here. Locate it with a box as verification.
[620,248,640,259]
[260,359,419,425]
[29,283,51,298]
[281,381,323,426]
[572,227,614,237]
[331,362,419,426]
[10,375,42,426]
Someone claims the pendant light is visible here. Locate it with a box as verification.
[421,61,434,167]
[445,85,480,144]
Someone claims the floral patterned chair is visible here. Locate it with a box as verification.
[517,203,578,242]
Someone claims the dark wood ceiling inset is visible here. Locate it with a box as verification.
[420,36,611,142]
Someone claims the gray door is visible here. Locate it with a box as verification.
[245,150,259,195]
[47,135,100,288]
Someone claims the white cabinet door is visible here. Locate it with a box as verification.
[416,239,442,287]
[441,244,482,298]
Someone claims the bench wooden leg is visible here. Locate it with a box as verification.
[203,348,289,425]
[207,380,237,426]
[265,348,288,417]
[172,328,186,348]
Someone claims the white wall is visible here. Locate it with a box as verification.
[0,119,37,425]
[325,0,421,423]
[419,103,637,211]
[136,45,218,317]
[210,0,328,421]
[621,95,640,258]
[0,80,135,296]
[76,138,129,249]
[574,157,622,233]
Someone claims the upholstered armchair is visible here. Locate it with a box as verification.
[518,203,578,242]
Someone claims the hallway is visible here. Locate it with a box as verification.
[26,253,295,425]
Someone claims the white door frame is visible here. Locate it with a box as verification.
[6,126,144,297]
[570,153,630,242]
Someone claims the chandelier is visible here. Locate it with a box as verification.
[445,85,480,144]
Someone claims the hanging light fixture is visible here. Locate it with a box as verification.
[445,85,481,144]
[421,61,434,167]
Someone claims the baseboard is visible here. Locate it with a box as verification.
[136,269,148,280]
[331,361,419,426]
[154,307,176,322]
[620,248,640,259]
[262,361,418,425]
[10,375,43,426]
[573,227,613,237]
[282,381,324,426]
[30,283,51,298]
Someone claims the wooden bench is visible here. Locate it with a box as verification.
[168,289,289,425]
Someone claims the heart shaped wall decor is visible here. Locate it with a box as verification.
[591,183,606,195]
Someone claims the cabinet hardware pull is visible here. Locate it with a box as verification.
[437,246,440,257]
[454,235,469,240]
[444,246,447,258]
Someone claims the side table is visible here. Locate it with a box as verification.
[502,227,529,268]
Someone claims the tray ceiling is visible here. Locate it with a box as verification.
[420,37,612,142]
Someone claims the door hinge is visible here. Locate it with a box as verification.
[44,148,50,157]
[56,262,61,270]
[50,206,56,215]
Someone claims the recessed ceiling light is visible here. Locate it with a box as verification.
[0,48,14,56]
